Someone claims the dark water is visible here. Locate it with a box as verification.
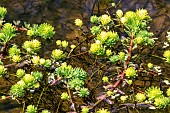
[0,0,170,112]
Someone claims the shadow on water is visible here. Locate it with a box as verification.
[0,0,170,112]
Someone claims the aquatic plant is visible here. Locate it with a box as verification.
[22,74,35,86]
[81,107,89,113]
[147,63,153,69]
[0,23,16,45]
[22,39,41,54]
[9,45,20,57]
[31,56,40,65]
[90,42,105,55]
[16,69,25,78]
[167,87,170,97]
[0,65,7,77]
[31,71,43,82]
[10,84,25,97]
[120,96,128,102]
[100,14,111,25]
[125,67,137,78]
[41,109,50,113]
[0,7,7,19]
[90,15,100,24]
[26,105,37,113]
[75,19,83,27]
[51,49,65,61]
[102,76,109,82]
[1,3,170,113]
[27,23,55,39]
[154,96,170,109]
[146,86,163,101]
[78,88,89,97]
[37,23,55,39]
[61,40,68,48]
[61,92,69,100]
[97,108,110,113]
[163,50,170,62]
[135,93,146,102]
[116,9,123,18]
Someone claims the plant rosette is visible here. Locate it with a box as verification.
[22,74,35,86]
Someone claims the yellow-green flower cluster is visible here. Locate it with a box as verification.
[81,107,89,113]
[22,39,41,54]
[31,56,40,65]
[116,9,123,18]
[154,96,170,109]
[136,9,150,20]
[90,15,99,24]
[90,26,100,35]
[11,70,43,97]
[56,40,68,48]
[135,93,146,102]
[55,62,88,91]
[145,86,170,108]
[109,51,126,63]
[12,55,21,63]
[148,63,153,69]
[0,65,7,77]
[0,7,7,19]
[10,84,25,97]
[100,14,111,25]
[78,87,89,97]
[118,52,125,61]
[70,44,76,49]
[102,76,109,82]
[96,31,108,43]
[90,42,105,55]
[146,86,163,101]
[75,19,83,27]
[41,109,50,113]
[37,23,55,39]
[167,87,170,96]
[125,67,137,78]
[16,69,25,78]
[119,9,151,34]
[31,56,51,67]
[97,108,110,113]
[163,50,170,62]
[27,23,55,39]
[0,23,16,44]
[55,62,73,78]
[61,92,69,100]
[51,49,65,61]
[9,45,21,62]
[61,40,68,48]
[120,95,128,102]
[26,105,37,113]
[106,49,112,56]
[23,74,35,86]
[96,31,119,46]
[134,30,154,45]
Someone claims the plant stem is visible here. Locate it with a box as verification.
[66,82,76,112]
[36,85,48,108]
[93,36,133,107]
[110,36,133,91]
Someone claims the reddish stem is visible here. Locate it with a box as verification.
[97,37,133,101]
[110,37,133,91]
[17,27,27,31]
